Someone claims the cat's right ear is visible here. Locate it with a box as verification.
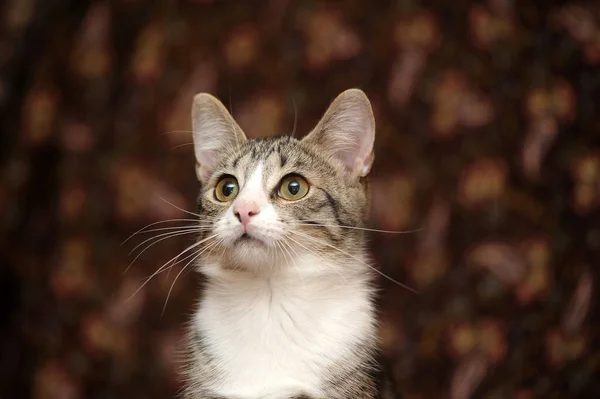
[191,93,247,182]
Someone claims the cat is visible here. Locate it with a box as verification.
[181,89,398,399]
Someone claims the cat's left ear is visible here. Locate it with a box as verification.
[302,88,375,177]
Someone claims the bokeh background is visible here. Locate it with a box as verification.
[1,0,599,398]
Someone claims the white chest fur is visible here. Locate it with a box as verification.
[193,260,376,399]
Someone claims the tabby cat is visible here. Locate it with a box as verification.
[182,89,397,399]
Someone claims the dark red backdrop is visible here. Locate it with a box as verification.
[1,1,598,398]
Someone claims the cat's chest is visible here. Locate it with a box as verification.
[193,275,374,398]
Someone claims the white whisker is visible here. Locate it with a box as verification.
[129,228,201,256]
[158,197,203,218]
[171,142,195,150]
[290,230,418,294]
[131,225,213,235]
[294,222,421,235]
[291,96,297,138]
[153,234,218,278]
[127,234,218,302]
[284,233,349,285]
[129,249,200,298]
[162,238,222,315]
[280,238,305,289]
[122,218,205,245]
[126,230,202,273]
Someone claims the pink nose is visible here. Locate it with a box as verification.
[233,200,260,229]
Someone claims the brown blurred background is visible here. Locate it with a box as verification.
[1,0,599,398]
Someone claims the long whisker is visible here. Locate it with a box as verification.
[164,245,208,278]
[171,142,194,150]
[129,229,201,256]
[203,236,220,262]
[158,197,203,218]
[162,238,222,315]
[131,225,213,235]
[294,222,422,235]
[291,96,297,138]
[126,230,202,272]
[277,239,293,268]
[161,235,218,281]
[274,240,288,266]
[279,238,305,289]
[296,218,338,222]
[122,218,205,245]
[290,230,418,294]
[284,233,349,285]
[133,249,194,287]
[149,233,218,279]
[127,234,218,301]
[127,249,200,301]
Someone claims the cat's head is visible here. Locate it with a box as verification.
[192,89,375,275]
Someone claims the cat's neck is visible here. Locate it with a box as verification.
[192,256,377,398]
[199,253,374,298]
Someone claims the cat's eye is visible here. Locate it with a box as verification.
[278,175,309,201]
[215,176,239,202]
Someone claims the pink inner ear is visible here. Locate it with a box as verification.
[339,133,374,175]
[338,142,362,172]
[194,149,218,181]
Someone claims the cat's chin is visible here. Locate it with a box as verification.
[235,233,266,248]
[222,234,277,271]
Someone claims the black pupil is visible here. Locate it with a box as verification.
[222,182,236,197]
[287,180,300,195]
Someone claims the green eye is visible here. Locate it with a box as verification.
[278,175,309,201]
[215,176,239,202]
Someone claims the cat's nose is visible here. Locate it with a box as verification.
[233,200,260,229]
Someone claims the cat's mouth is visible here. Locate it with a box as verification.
[235,233,266,247]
